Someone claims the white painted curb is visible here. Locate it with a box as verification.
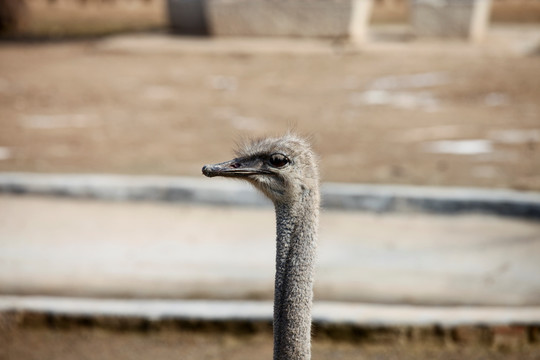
[2,296,540,326]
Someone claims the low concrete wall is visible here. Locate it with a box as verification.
[411,0,492,41]
[167,0,498,41]
[2,296,540,327]
[167,0,373,40]
[2,296,540,346]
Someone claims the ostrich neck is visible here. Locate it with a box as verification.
[273,188,319,360]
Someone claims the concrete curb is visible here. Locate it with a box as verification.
[2,296,540,327]
[1,172,540,218]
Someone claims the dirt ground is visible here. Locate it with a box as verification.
[3,326,540,360]
[1,27,539,190]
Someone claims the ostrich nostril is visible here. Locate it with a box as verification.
[230,162,241,169]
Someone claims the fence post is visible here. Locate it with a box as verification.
[470,0,492,42]
[350,0,374,43]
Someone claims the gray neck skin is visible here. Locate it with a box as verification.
[273,190,319,360]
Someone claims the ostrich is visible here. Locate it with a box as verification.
[202,133,320,360]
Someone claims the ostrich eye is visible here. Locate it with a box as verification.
[269,153,289,168]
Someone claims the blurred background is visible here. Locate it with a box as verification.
[1,1,540,359]
[0,0,539,188]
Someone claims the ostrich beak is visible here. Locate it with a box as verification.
[202,158,271,178]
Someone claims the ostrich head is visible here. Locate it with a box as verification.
[202,133,319,205]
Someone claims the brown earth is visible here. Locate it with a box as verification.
[1,28,539,190]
